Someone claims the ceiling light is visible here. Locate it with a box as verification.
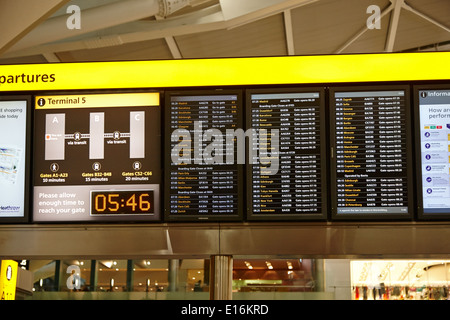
[101,261,113,268]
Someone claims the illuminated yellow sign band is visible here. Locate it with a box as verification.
[35,92,160,109]
[0,52,449,92]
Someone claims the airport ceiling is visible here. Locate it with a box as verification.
[0,0,449,64]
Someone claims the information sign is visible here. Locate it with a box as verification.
[415,85,450,219]
[33,92,161,222]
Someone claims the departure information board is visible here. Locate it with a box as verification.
[330,87,412,219]
[0,96,31,222]
[165,91,243,221]
[33,92,161,222]
[415,85,450,219]
[246,89,327,220]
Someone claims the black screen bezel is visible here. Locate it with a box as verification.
[164,89,244,222]
[414,83,450,220]
[245,87,328,221]
[0,95,31,224]
[329,85,414,221]
[31,89,162,223]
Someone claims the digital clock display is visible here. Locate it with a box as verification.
[91,190,154,215]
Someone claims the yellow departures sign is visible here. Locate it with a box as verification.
[0,52,449,92]
[0,260,18,300]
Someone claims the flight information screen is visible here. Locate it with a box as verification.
[165,91,243,221]
[416,86,450,219]
[33,92,161,222]
[0,96,31,222]
[330,87,412,219]
[246,89,327,220]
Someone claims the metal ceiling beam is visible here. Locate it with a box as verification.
[334,2,394,54]
[0,0,70,55]
[385,0,404,52]
[4,0,191,55]
[223,0,318,30]
[402,2,450,33]
[164,35,183,59]
[336,0,450,55]
[220,0,284,21]
[42,52,61,63]
[155,15,183,59]
[1,3,222,58]
[283,9,295,55]
[1,0,317,59]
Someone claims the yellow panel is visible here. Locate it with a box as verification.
[35,92,160,109]
[0,260,18,300]
[0,52,449,91]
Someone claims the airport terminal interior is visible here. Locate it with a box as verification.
[1,0,450,300]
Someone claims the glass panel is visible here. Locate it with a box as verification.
[232,258,335,300]
[179,259,209,293]
[350,260,450,300]
[132,259,169,292]
[60,260,91,292]
[23,258,450,300]
[96,260,128,292]
[25,258,210,300]
[233,259,314,292]
[30,260,58,292]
